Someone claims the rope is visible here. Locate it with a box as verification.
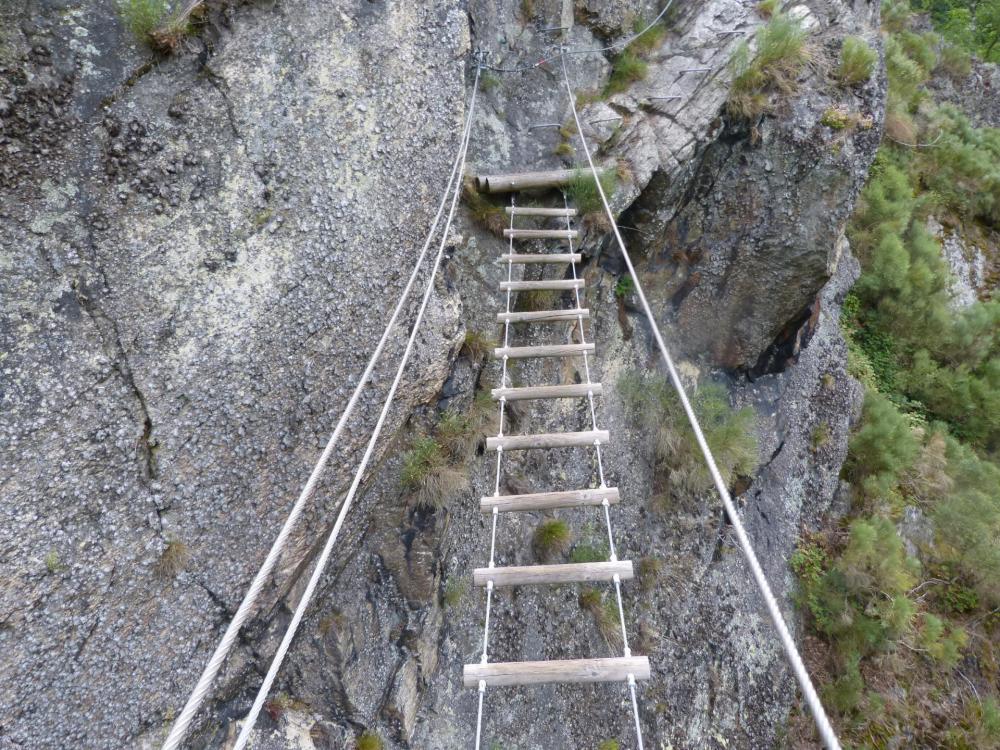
[161,62,485,750]
[479,0,676,73]
[564,194,644,750]
[228,63,482,750]
[473,191,517,750]
[558,49,843,750]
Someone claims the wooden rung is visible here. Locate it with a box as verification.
[500,279,583,292]
[486,429,609,451]
[481,486,620,513]
[504,229,579,240]
[475,169,580,193]
[501,253,581,264]
[464,656,651,688]
[497,309,590,324]
[504,206,578,217]
[491,383,603,401]
[474,560,633,587]
[494,343,594,359]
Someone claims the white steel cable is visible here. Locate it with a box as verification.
[559,49,842,750]
[162,62,484,750]
[229,64,482,750]
[564,195,642,750]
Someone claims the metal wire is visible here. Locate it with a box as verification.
[558,49,843,750]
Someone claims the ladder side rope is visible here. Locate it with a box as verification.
[162,62,485,750]
[474,191,516,750]
[229,64,482,750]
[563,194,644,750]
[558,50,843,750]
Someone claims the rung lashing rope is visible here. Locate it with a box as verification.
[557,49,843,750]
[161,62,485,750]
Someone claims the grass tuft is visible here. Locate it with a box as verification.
[614,274,634,299]
[356,732,383,750]
[837,36,878,86]
[155,537,189,578]
[442,577,467,608]
[401,436,468,509]
[117,0,170,39]
[463,178,507,236]
[532,519,571,562]
[554,141,575,158]
[461,330,496,362]
[565,168,617,215]
[637,556,663,591]
[757,0,780,18]
[598,741,621,750]
[604,50,648,96]
[578,587,623,647]
[629,15,668,56]
[727,13,810,120]
[569,542,608,563]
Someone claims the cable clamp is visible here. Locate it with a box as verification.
[610,553,618,562]
[602,498,609,507]
[623,647,632,658]
[493,506,499,516]
[613,574,621,584]
[627,673,636,687]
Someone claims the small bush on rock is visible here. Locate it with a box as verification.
[837,36,878,85]
[532,519,571,561]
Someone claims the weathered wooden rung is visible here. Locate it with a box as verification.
[481,486,620,513]
[494,343,594,360]
[504,206,578,217]
[504,229,580,240]
[491,383,603,401]
[501,253,581,264]
[475,169,579,193]
[474,560,633,587]
[463,656,651,688]
[500,279,583,292]
[497,309,589,324]
[486,429,609,452]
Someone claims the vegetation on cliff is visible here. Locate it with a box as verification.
[791,2,1000,746]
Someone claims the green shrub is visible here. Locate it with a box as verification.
[727,13,810,119]
[846,392,919,489]
[614,274,634,299]
[356,732,383,750]
[939,43,972,78]
[604,50,648,96]
[532,519,571,561]
[918,613,967,667]
[837,36,878,85]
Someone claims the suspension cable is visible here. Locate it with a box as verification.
[161,59,486,750]
[558,49,842,750]
[226,64,481,750]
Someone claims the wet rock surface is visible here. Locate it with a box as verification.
[1,0,878,748]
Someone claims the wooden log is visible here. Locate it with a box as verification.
[497,309,589,323]
[503,229,580,240]
[491,383,603,401]
[499,279,583,292]
[480,486,620,513]
[475,169,579,193]
[501,253,581,264]
[463,656,651,687]
[504,206,579,217]
[473,560,633,587]
[486,429,609,451]
[494,343,595,359]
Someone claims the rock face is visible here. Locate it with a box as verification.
[0,0,879,748]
